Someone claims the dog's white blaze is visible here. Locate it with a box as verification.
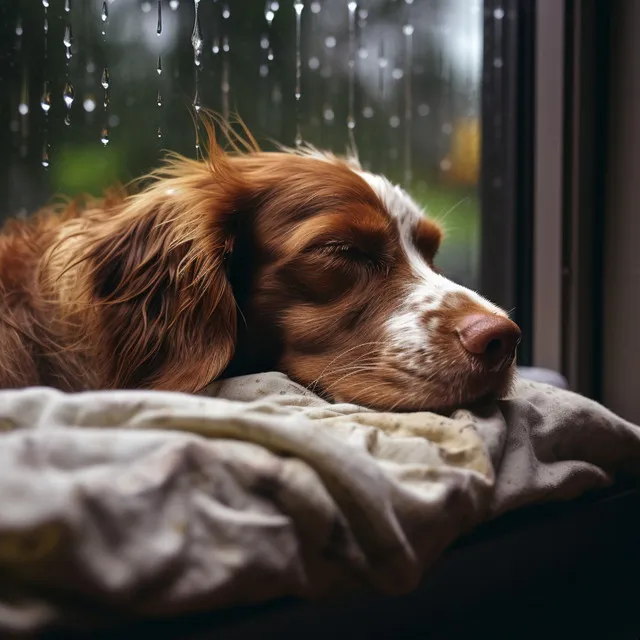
[357,171,504,363]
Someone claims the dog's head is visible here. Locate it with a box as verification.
[63,121,520,411]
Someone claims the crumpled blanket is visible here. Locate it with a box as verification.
[0,373,639,634]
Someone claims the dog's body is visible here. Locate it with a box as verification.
[0,125,520,411]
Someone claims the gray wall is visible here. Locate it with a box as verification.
[603,0,640,423]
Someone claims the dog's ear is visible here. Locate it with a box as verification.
[77,149,249,392]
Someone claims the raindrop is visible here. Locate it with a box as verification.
[157,126,163,139]
[63,81,75,108]
[15,18,23,36]
[308,57,319,70]
[101,1,108,22]
[170,0,179,9]
[63,24,73,59]
[18,103,29,116]
[265,9,275,24]
[417,103,430,116]
[101,126,110,146]
[310,1,320,13]
[101,67,110,89]
[40,81,51,112]
[402,24,414,36]
[222,5,230,19]
[108,114,120,127]
[83,96,97,112]
[157,90,163,107]
[347,0,356,135]
[191,0,203,67]
[294,132,303,147]
[259,64,269,77]
[222,35,230,52]
[323,106,334,122]
[267,48,274,61]
[157,0,162,35]
[64,114,71,126]
[42,0,49,7]
[64,0,71,12]
[141,2,152,13]
[212,38,220,54]
[442,122,453,135]
[157,55,162,75]
[362,106,374,118]
[44,17,49,35]
[358,47,368,59]
[389,115,400,128]
[193,88,201,112]
[42,144,50,168]
[261,36,269,50]
[347,116,355,130]
[440,158,452,172]
[392,68,404,80]
[494,7,505,19]
[325,36,336,48]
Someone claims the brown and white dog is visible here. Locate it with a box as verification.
[0,121,520,412]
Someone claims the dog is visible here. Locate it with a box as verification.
[0,120,520,412]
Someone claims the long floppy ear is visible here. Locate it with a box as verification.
[75,146,249,392]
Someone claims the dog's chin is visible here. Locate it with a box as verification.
[314,362,518,414]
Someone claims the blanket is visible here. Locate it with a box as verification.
[0,373,639,634]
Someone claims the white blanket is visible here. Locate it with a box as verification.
[0,373,639,634]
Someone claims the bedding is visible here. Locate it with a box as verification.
[0,373,638,634]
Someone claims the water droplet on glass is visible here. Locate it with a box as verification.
[141,2,152,13]
[191,3,203,67]
[15,18,23,36]
[64,24,73,58]
[193,89,201,112]
[392,68,404,80]
[101,67,110,89]
[308,56,319,70]
[265,9,275,24]
[83,96,96,112]
[310,1,320,13]
[101,1,108,22]
[494,7,505,19]
[347,115,355,130]
[157,0,162,35]
[18,103,29,116]
[222,5,230,18]
[170,0,179,9]
[267,48,274,61]
[261,36,269,49]
[40,82,51,113]
[402,24,414,36]
[347,1,357,13]
[325,36,336,48]
[212,38,220,54]
[222,36,230,52]
[157,126,163,139]
[64,0,71,12]
[389,115,400,128]
[157,90,162,107]
[294,1,303,15]
[42,0,50,7]
[157,55,162,75]
[323,106,334,122]
[42,144,50,168]
[362,106,374,118]
[63,81,75,108]
[101,126,110,145]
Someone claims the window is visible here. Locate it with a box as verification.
[0,0,484,290]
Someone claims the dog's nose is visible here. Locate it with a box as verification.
[456,314,521,370]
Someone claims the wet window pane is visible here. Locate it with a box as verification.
[0,0,482,287]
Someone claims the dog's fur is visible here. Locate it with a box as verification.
[0,120,517,411]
